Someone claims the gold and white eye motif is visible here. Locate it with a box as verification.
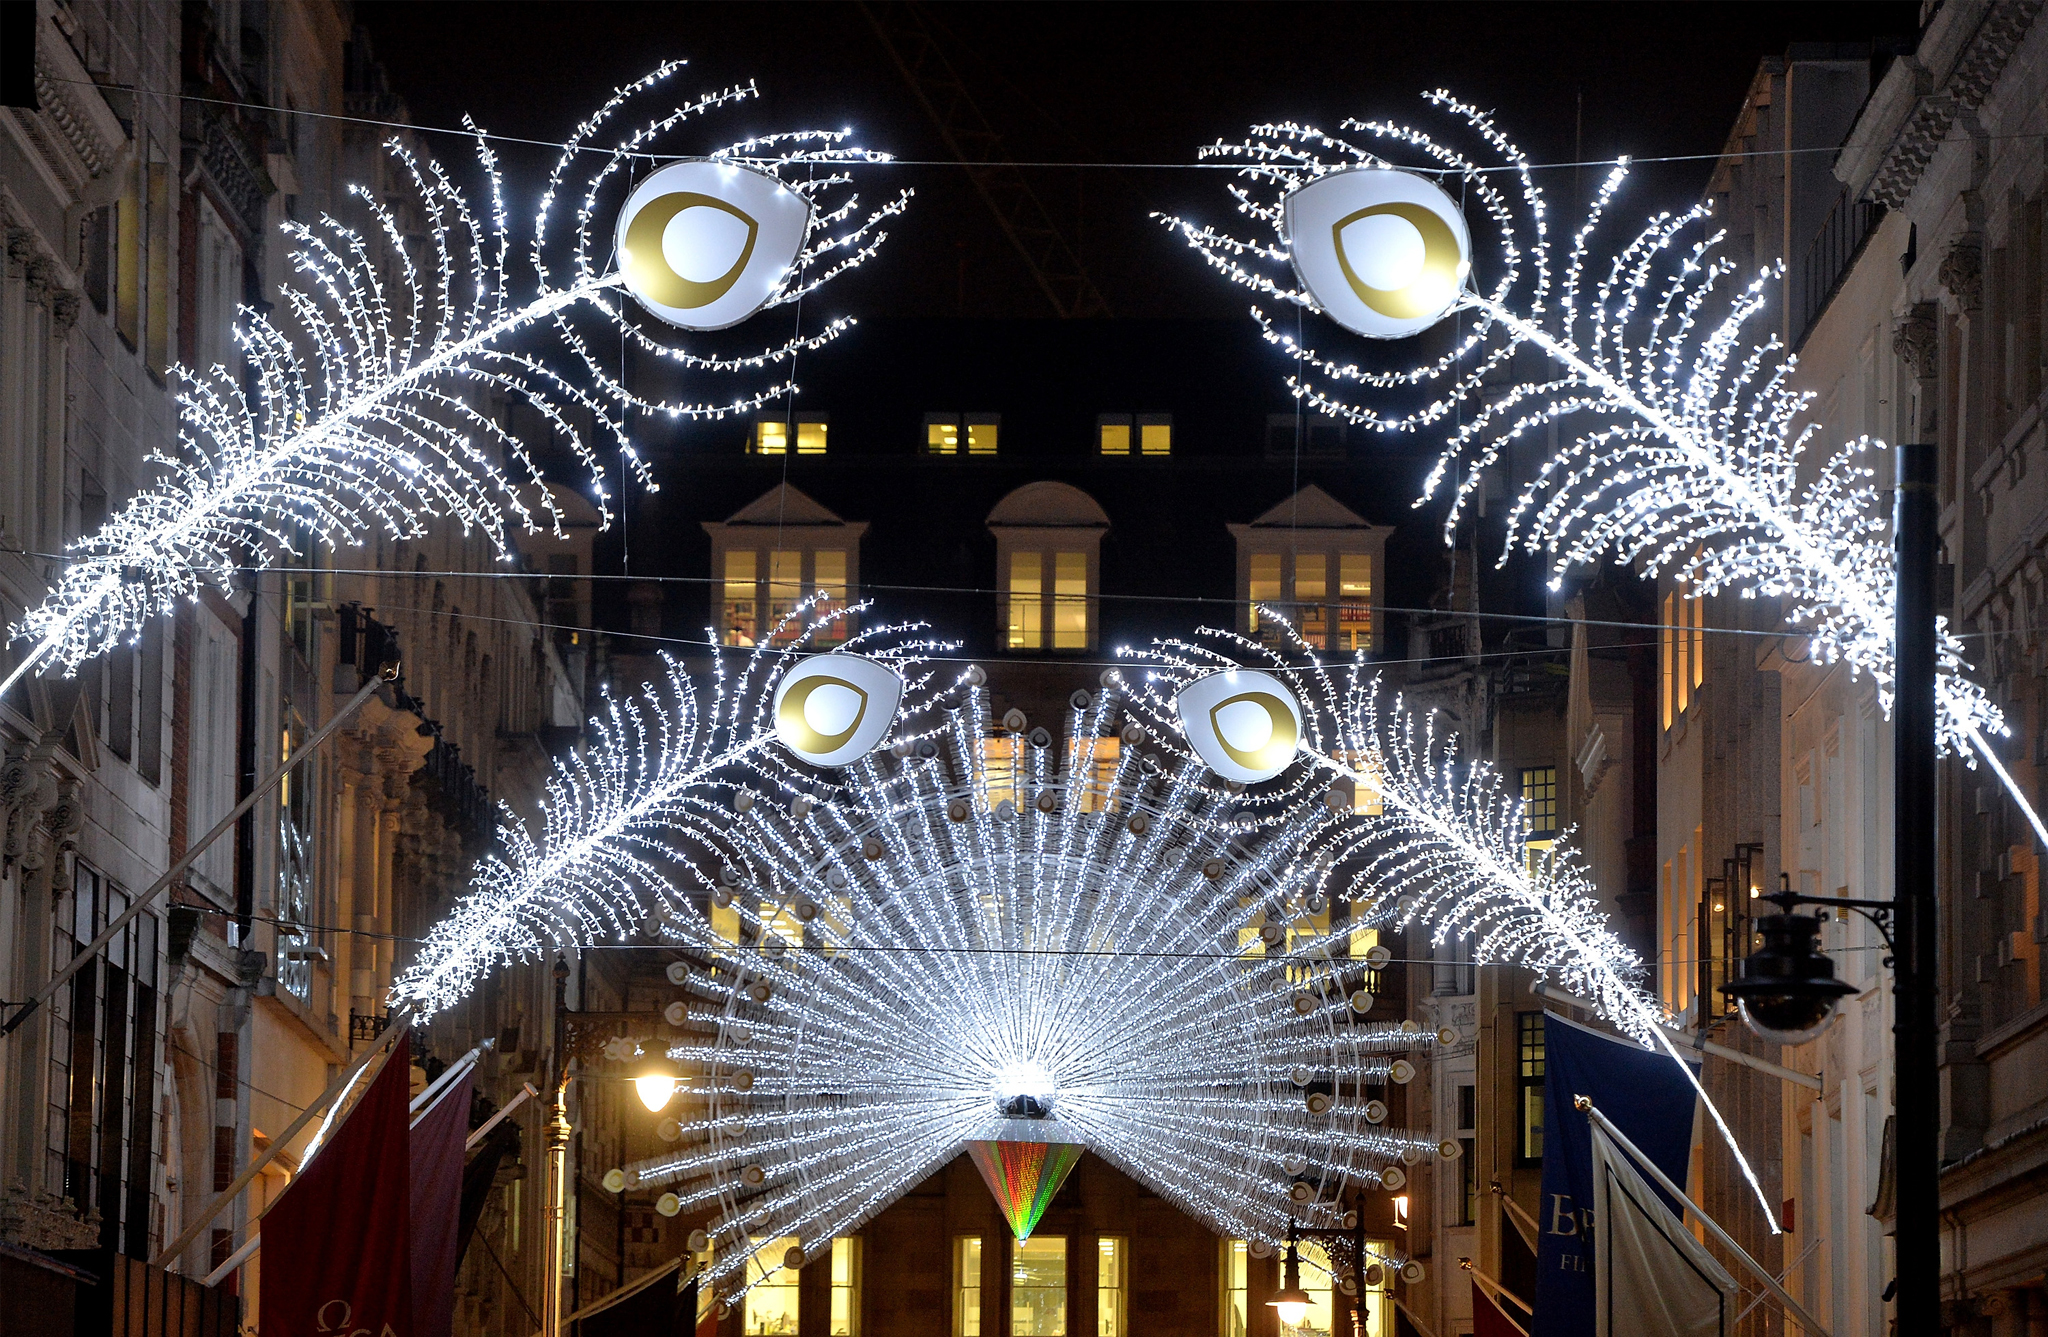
[1173,669,1303,784]
[772,654,905,767]
[614,160,813,331]
[1283,167,1472,340]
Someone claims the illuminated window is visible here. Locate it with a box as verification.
[755,421,790,455]
[1077,737,1121,813]
[1138,414,1172,456]
[1221,1240,1249,1337]
[1053,552,1088,650]
[980,734,1027,813]
[830,1237,860,1336]
[1008,551,1045,650]
[744,1236,801,1335]
[1338,554,1372,651]
[796,415,828,455]
[967,414,1001,455]
[1661,584,1704,727]
[1237,898,1268,958]
[723,550,759,647]
[1358,1239,1395,1337]
[1349,923,1380,967]
[1006,552,1090,652]
[1242,548,1375,652]
[928,413,961,455]
[1097,1238,1125,1337]
[768,549,804,642]
[1520,766,1557,872]
[1012,1236,1066,1336]
[1098,415,1132,456]
[1293,1240,1336,1335]
[814,550,849,640]
[1248,553,1283,637]
[1295,553,1327,645]
[1516,1012,1544,1164]
[719,547,852,648]
[954,1237,983,1337]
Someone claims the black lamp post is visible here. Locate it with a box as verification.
[1720,442,1940,1334]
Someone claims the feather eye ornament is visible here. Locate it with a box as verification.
[391,609,946,1018]
[1165,92,2034,850]
[5,61,910,699]
[609,656,1442,1310]
[1118,621,1776,1231]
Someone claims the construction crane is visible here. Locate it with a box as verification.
[859,1,1113,318]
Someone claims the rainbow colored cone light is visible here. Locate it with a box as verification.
[967,1134,1084,1243]
[968,1075,1085,1242]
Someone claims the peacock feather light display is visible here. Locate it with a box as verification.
[1162,91,2041,850]
[4,62,908,699]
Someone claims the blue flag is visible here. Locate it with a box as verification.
[1530,1011,1698,1337]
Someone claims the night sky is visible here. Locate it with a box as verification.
[349,2,1922,642]
[356,2,1921,321]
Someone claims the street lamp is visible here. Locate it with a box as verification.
[1718,876,1866,1046]
[633,1053,681,1112]
[1267,1237,1312,1328]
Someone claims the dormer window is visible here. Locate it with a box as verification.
[1230,486,1389,653]
[986,482,1109,653]
[703,485,866,647]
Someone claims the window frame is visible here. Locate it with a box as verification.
[1010,1234,1068,1337]
[1516,1011,1545,1166]
[954,1235,984,1337]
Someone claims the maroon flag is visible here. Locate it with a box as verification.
[261,1035,416,1337]
[410,1067,471,1337]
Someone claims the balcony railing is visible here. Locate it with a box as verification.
[1794,188,1885,348]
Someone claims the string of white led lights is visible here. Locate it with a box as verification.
[1162,90,2042,850]
[3,61,908,700]
[401,614,1457,1310]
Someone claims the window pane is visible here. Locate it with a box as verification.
[1099,423,1131,456]
[1295,554,1327,648]
[1139,422,1171,456]
[745,1236,801,1335]
[797,420,828,454]
[1053,552,1088,650]
[1011,1236,1066,1337]
[814,549,849,644]
[1079,737,1120,813]
[1097,1238,1125,1337]
[928,419,960,454]
[723,550,758,647]
[1338,554,1372,650]
[980,735,1025,813]
[831,1237,859,1336]
[1248,553,1282,638]
[756,422,788,455]
[769,550,803,643]
[1222,1240,1249,1337]
[1296,1241,1336,1336]
[955,1237,983,1337]
[967,421,999,455]
[1009,552,1043,650]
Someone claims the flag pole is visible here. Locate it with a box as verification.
[154,1011,413,1270]
[199,1040,489,1286]
[1577,1098,1830,1335]
[1,664,397,1040]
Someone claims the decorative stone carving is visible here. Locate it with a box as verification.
[1940,236,1983,310]
[47,777,86,854]
[0,1181,103,1251]
[1894,303,1939,382]
[1,742,59,869]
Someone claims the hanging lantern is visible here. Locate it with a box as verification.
[772,655,904,766]
[615,159,813,330]
[1283,167,1471,339]
[1175,669,1302,783]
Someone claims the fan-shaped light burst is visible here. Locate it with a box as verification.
[607,660,1442,1310]
[4,61,910,699]
[1164,92,2037,851]
[391,611,944,1017]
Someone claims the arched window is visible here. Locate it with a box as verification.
[986,482,1109,653]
